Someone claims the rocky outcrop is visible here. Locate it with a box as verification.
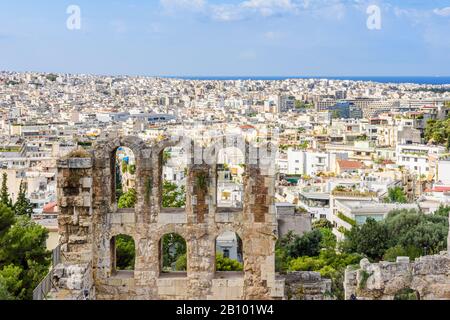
[284,272,334,300]
[344,253,450,300]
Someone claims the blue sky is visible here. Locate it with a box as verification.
[0,0,449,76]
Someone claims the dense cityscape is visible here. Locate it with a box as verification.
[0,70,449,300]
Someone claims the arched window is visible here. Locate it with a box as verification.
[215,231,243,275]
[110,234,135,277]
[161,147,187,209]
[111,147,136,208]
[159,233,187,276]
[216,147,245,210]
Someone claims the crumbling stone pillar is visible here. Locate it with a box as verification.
[57,157,94,264]
[187,164,211,224]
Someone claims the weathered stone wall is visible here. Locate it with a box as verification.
[284,272,333,300]
[55,136,282,300]
[51,263,95,300]
[344,253,450,300]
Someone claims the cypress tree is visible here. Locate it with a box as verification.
[14,181,33,217]
[0,173,11,207]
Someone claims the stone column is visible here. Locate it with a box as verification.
[57,157,94,264]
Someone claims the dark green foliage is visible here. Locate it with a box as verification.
[312,219,333,230]
[0,264,24,299]
[216,253,243,271]
[288,250,363,300]
[0,212,50,300]
[14,181,33,217]
[0,216,50,268]
[162,181,186,208]
[128,164,136,175]
[341,218,389,261]
[384,187,408,203]
[161,233,187,272]
[319,228,337,251]
[383,245,422,262]
[175,253,187,271]
[280,230,323,258]
[118,188,137,209]
[342,209,449,262]
[425,118,450,147]
[394,288,420,300]
[0,204,15,238]
[115,235,135,270]
[434,205,450,218]
[0,173,11,208]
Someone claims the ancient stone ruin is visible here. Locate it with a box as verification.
[344,253,450,300]
[53,135,287,300]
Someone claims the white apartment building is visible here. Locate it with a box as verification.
[287,149,336,176]
[396,144,445,177]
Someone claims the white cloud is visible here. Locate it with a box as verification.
[433,7,450,17]
[210,4,243,22]
[160,0,206,12]
[241,0,296,16]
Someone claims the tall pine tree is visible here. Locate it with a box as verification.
[14,181,33,217]
[0,173,12,208]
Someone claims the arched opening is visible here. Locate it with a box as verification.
[215,231,244,277]
[110,234,135,277]
[159,233,187,277]
[216,147,245,210]
[161,147,187,209]
[111,146,137,209]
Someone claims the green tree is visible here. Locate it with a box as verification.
[14,181,33,217]
[0,214,50,300]
[0,173,11,208]
[216,253,243,271]
[115,235,135,270]
[434,205,450,218]
[175,253,187,271]
[0,204,15,238]
[117,188,137,209]
[383,245,422,262]
[312,219,333,230]
[0,264,25,299]
[319,228,337,251]
[162,181,186,208]
[161,233,187,271]
[384,187,408,204]
[288,250,362,299]
[341,218,388,261]
[342,209,449,262]
[279,229,323,259]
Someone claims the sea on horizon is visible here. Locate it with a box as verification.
[164,76,450,85]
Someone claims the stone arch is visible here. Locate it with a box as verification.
[110,233,136,277]
[153,137,189,212]
[214,227,244,275]
[159,232,188,276]
[93,136,150,213]
[206,136,249,212]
